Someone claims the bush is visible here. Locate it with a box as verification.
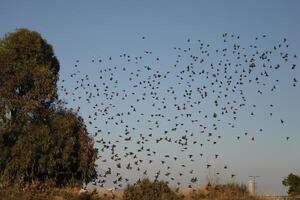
[282,173,300,197]
[123,178,182,200]
[181,183,264,200]
[0,185,102,200]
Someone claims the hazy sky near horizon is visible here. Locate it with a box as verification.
[1,0,300,195]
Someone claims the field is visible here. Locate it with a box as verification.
[0,183,272,200]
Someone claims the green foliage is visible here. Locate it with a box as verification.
[0,28,59,123]
[282,173,300,196]
[0,109,97,186]
[123,178,182,200]
[0,29,97,187]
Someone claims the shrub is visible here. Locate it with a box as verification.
[181,183,264,200]
[123,178,182,200]
[282,173,300,196]
[0,185,102,200]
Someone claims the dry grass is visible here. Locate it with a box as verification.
[0,183,269,200]
[0,186,97,200]
[178,183,266,200]
[96,189,123,200]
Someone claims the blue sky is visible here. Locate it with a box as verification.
[1,0,300,195]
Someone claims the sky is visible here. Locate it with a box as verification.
[1,0,300,195]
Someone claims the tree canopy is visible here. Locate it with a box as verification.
[0,29,59,122]
[282,173,300,196]
[0,29,97,187]
[123,178,182,200]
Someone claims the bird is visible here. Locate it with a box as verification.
[59,33,298,189]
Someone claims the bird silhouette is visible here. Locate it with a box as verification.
[59,33,298,189]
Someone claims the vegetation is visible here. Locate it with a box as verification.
[0,184,102,200]
[0,28,286,200]
[181,183,264,200]
[0,29,97,187]
[123,178,182,200]
[282,173,300,197]
[0,181,269,200]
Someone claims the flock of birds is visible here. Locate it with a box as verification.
[59,33,298,190]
